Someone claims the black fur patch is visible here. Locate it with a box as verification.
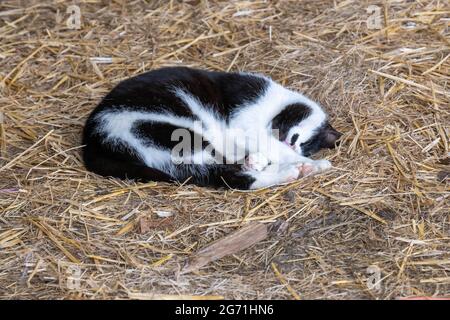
[92,67,267,121]
[132,120,209,151]
[271,103,311,141]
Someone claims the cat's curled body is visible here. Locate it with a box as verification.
[82,67,341,189]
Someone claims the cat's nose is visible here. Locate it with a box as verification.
[323,125,342,148]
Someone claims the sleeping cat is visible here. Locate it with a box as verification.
[82,67,341,189]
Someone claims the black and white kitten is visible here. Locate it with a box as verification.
[82,67,341,189]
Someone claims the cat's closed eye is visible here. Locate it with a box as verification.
[290,133,299,145]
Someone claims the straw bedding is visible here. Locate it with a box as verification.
[0,0,448,299]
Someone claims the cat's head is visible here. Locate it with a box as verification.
[285,121,342,157]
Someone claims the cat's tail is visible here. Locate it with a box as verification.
[82,143,174,183]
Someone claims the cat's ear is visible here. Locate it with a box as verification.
[322,123,342,148]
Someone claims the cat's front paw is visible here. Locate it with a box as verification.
[297,159,332,177]
[314,159,332,171]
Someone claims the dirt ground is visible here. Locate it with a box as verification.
[0,0,449,299]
